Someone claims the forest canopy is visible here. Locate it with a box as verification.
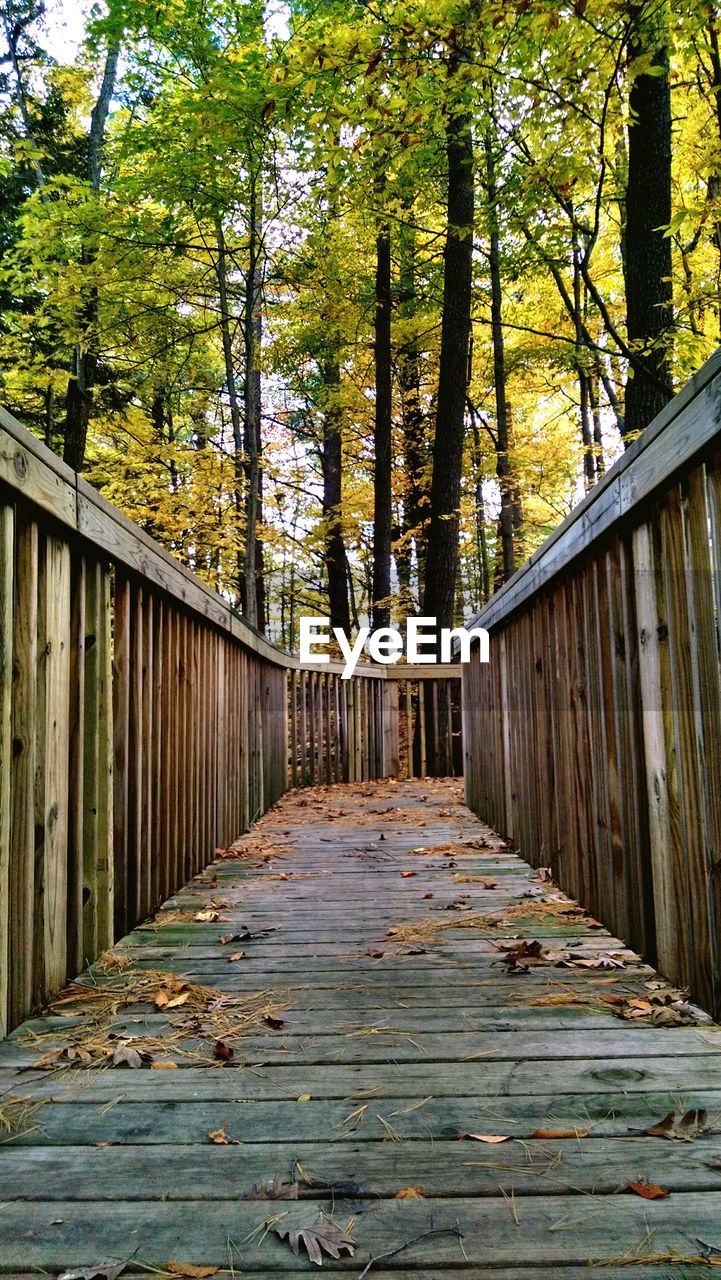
[0,0,716,644]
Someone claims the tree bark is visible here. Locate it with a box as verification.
[372,179,393,631]
[63,39,119,472]
[213,218,246,609]
[397,218,429,612]
[320,343,352,635]
[422,110,474,632]
[242,170,265,631]
[624,1,673,434]
[484,124,516,583]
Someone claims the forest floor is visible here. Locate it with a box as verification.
[1,779,721,1275]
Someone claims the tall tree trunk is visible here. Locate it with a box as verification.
[624,0,673,434]
[484,123,516,583]
[213,218,245,609]
[422,110,474,632]
[242,170,264,631]
[470,409,490,607]
[705,13,721,339]
[397,217,429,612]
[573,229,596,489]
[372,178,393,632]
[320,343,351,635]
[63,39,119,472]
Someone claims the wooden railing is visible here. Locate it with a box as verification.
[462,348,721,1019]
[0,405,461,1034]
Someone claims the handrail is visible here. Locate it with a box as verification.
[461,347,721,1019]
[1,403,462,681]
[0,401,464,1037]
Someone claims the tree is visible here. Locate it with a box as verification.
[623,0,674,433]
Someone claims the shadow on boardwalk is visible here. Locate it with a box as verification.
[1,779,721,1274]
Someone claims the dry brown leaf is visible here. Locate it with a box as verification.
[644,1109,708,1140]
[112,1044,151,1069]
[207,1126,229,1144]
[531,1127,588,1139]
[627,1181,670,1200]
[228,951,246,962]
[274,1221,355,1265]
[400,870,416,878]
[394,1185,425,1198]
[213,1039,234,1062]
[263,1013,285,1031]
[151,1062,178,1071]
[297,1093,311,1102]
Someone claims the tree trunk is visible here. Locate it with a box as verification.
[242,171,264,631]
[624,1,673,434]
[484,124,516,583]
[213,218,245,609]
[372,180,393,632]
[320,343,351,635]
[397,218,429,611]
[63,40,119,472]
[422,110,474,633]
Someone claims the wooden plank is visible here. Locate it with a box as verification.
[38,535,71,998]
[112,573,131,939]
[0,502,13,1036]
[2,1193,721,1270]
[8,514,38,1028]
[67,554,86,974]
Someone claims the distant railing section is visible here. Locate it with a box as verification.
[462,349,721,1019]
[0,405,461,1035]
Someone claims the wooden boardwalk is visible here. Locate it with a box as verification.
[1,778,721,1275]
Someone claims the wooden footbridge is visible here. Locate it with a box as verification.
[2,352,721,1273]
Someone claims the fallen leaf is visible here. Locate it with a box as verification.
[228,951,247,962]
[400,871,416,878]
[112,1045,151,1070]
[461,1133,510,1144]
[367,948,385,958]
[263,1013,285,1031]
[195,910,221,922]
[164,1265,219,1279]
[531,1127,588,1139]
[298,1094,311,1102]
[274,1221,355,1265]
[627,1180,670,1200]
[151,1062,178,1071]
[644,1109,709,1140]
[208,1126,229,1144]
[423,892,433,899]
[213,1040,234,1062]
[394,1185,425,1198]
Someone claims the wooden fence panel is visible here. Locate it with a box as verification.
[462,360,721,1018]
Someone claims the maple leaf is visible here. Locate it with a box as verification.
[274,1221,355,1265]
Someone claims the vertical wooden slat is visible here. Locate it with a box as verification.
[66,552,85,975]
[39,535,71,998]
[9,515,38,1027]
[0,503,13,1036]
[113,571,131,937]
